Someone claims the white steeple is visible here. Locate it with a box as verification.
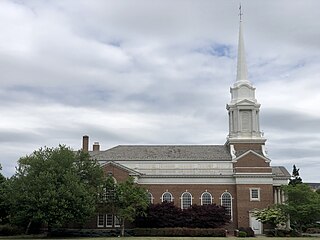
[226,9,265,143]
[236,20,248,82]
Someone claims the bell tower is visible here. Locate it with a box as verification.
[226,10,267,156]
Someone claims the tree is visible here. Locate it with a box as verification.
[289,164,302,186]
[116,177,149,237]
[281,183,320,232]
[7,145,104,233]
[254,205,288,229]
[0,164,10,224]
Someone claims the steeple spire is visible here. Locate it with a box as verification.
[236,5,248,82]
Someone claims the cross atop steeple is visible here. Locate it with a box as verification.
[239,4,243,22]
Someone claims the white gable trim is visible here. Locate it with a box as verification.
[232,150,271,163]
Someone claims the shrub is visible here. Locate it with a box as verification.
[306,228,320,234]
[133,228,226,237]
[0,224,22,236]
[134,202,229,228]
[238,227,254,237]
[238,231,247,237]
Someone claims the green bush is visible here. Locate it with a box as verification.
[0,224,22,236]
[306,228,320,234]
[238,231,247,237]
[133,227,226,237]
[238,227,254,237]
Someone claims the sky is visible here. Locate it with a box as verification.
[0,0,320,182]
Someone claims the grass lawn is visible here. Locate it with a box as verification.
[1,237,320,240]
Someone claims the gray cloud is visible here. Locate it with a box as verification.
[0,0,320,182]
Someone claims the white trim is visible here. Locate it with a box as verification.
[250,188,260,201]
[235,176,273,184]
[138,177,235,184]
[233,150,270,163]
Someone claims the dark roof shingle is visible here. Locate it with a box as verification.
[91,145,232,161]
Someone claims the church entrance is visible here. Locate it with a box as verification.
[249,212,262,235]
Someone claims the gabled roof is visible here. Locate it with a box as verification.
[101,161,142,176]
[90,145,232,161]
[272,166,291,179]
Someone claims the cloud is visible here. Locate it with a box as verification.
[0,0,319,182]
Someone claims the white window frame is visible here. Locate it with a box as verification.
[220,191,233,221]
[181,192,192,209]
[97,213,105,228]
[161,192,173,202]
[250,188,260,201]
[200,191,213,205]
[106,214,113,227]
[148,192,154,204]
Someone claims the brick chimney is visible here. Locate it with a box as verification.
[93,142,100,151]
[82,135,89,152]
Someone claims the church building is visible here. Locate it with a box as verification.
[82,18,290,234]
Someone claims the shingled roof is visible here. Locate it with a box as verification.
[272,166,291,178]
[90,145,232,161]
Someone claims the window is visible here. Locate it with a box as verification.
[250,188,260,201]
[201,192,213,205]
[147,192,154,204]
[114,215,121,227]
[162,192,173,202]
[106,214,113,227]
[221,192,232,220]
[97,214,104,228]
[181,192,192,209]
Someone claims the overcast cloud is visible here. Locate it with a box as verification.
[0,0,319,182]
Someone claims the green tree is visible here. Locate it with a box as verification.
[0,164,9,224]
[254,205,288,229]
[100,177,148,237]
[8,145,104,233]
[289,164,302,186]
[281,183,320,232]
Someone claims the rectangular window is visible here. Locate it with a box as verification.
[114,215,121,227]
[106,214,113,227]
[250,188,260,201]
[97,214,104,228]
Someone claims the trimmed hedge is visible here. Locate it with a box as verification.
[133,228,226,237]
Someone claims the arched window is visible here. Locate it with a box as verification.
[221,192,232,220]
[162,192,173,202]
[147,192,154,204]
[181,192,192,209]
[201,192,213,205]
